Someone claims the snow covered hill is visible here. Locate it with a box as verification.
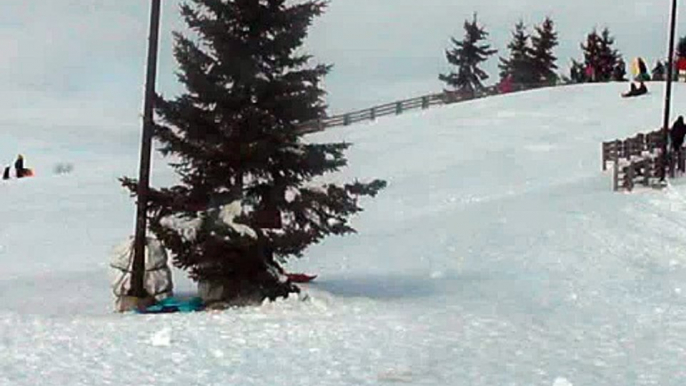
[3,82,686,385]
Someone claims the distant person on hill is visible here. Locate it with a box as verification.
[14,154,32,178]
[14,154,25,178]
[634,57,650,82]
[636,81,647,95]
[585,64,596,82]
[622,81,648,98]
[671,116,686,172]
[498,74,514,94]
[652,60,666,81]
[2,166,9,180]
[671,116,686,152]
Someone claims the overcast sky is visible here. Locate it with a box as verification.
[0,0,681,136]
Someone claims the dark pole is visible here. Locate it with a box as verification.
[661,0,678,181]
[130,0,162,298]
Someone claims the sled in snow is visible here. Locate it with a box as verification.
[286,273,317,283]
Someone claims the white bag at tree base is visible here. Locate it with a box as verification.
[110,236,173,302]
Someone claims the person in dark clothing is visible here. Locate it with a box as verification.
[2,166,9,180]
[652,61,666,81]
[622,81,648,98]
[671,116,686,172]
[14,154,25,178]
[635,81,647,95]
[637,58,649,81]
[671,116,686,152]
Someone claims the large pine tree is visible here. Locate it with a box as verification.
[499,21,537,85]
[530,17,558,84]
[121,0,385,305]
[439,14,497,97]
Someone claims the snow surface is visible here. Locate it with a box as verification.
[3,82,686,385]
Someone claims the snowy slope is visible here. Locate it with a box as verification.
[3,82,686,385]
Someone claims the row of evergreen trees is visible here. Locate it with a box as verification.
[440,15,628,96]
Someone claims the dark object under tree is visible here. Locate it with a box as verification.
[121,0,385,305]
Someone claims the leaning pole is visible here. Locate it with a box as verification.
[130,0,162,299]
[661,0,678,181]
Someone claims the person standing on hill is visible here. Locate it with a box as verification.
[670,116,686,172]
[671,116,686,151]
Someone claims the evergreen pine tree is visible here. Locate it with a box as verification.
[581,29,602,82]
[499,21,537,85]
[581,27,621,82]
[530,17,559,84]
[121,0,385,305]
[439,13,497,97]
[598,28,622,82]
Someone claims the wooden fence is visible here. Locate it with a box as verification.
[601,129,665,171]
[602,128,686,191]
[297,93,446,134]
[296,82,553,134]
[612,152,661,192]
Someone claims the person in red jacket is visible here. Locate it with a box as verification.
[498,74,514,94]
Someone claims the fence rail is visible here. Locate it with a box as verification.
[297,83,552,134]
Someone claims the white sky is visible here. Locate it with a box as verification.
[0,0,680,125]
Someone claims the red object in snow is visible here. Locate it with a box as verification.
[677,57,686,71]
[286,273,317,283]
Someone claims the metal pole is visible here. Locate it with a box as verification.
[661,0,678,181]
[130,0,162,298]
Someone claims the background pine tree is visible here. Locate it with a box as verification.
[499,21,537,85]
[439,14,497,97]
[598,28,622,82]
[121,0,385,304]
[581,29,602,82]
[530,17,559,85]
[581,27,622,82]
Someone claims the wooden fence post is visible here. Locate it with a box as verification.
[602,142,607,171]
[343,114,351,126]
[395,102,403,115]
[370,108,376,121]
[626,163,635,191]
[613,160,619,191]
[422,96,429,109]
[643,160,651,186]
